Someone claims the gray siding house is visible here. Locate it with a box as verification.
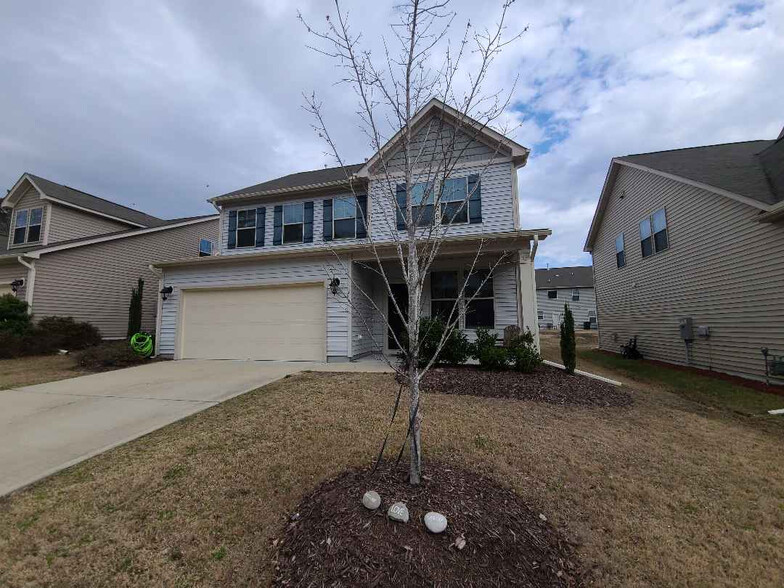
[152,99,551,361]
[0,173,218,338]
[536,266,596,330]
[585,131,784,382]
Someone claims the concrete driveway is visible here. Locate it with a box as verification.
[0,358,390,497]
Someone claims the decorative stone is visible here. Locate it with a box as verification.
[424,511,447,534]
[387,502,409,523]
[362,491,381,510]
[538,513,547,522]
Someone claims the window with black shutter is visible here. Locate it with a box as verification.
[283,202,304,244]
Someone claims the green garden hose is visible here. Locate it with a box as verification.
[130,332,154,358]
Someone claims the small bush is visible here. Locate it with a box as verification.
[507,329,542,373]
[37,316,102,350]
[0,294,31,335]
[417,317,470,367]
[74,341,149,371]
[472,327,509,370]
[560,304,577,375]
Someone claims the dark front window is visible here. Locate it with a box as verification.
[333,196,356,240]
[236,209,256,248]
[440,177,468,224]
[548,289,557,299]
[12,207,43,245]
[283,203,304,244]
[464,270,494,329]
[430,271,459,323]
[410,182,434,227]
[615,233,626,268]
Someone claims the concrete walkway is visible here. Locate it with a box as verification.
[0,358,391,497]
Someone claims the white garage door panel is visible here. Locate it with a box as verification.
[180,285,325,361]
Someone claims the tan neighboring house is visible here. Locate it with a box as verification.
[585,130,784,382]
[0,173,218,338]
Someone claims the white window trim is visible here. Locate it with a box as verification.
[10,206,44,247]
[283,202,305,245]
[639,208,669,259]
[235,208,257,249]
[332,196,357,240]
[615,233,626,269]
[439,176,470,225]
[199,238,214,256]
[572,288,580,301]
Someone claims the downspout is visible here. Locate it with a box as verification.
[17,256,35,314]
[149,265,164,357]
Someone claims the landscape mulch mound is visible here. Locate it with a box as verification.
[273,461,585,587]
[420,365,633,407]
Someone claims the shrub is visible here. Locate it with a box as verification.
[0,294,31,335]
[37,316,102,350]
[417,317,470,367]
[74,340,149,371]
[560,304,577,374]
[472,327,509,370]
[507,329,542,373]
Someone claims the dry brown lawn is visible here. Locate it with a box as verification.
[0,355,89,390]
[1,369,783,587]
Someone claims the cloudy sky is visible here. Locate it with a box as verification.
[0,0,781,267]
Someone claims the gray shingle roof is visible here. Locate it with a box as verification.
[26,174,165,227]
[536,266,594,289]
[617,140,781,206]
[215,163,365,200]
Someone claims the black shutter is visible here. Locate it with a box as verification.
[303,201,314,243]
[322,199,333,241]
[227,210,237,249]
[273,205,283,245]
[356,194,368,238]
[468,174,482,224]
[255,207,266,247]
[396,183,407,230]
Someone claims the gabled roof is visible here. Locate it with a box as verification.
[584,136,783,252]
[2,173,164,228]
[536,266,594,289]
[212,163,364,204]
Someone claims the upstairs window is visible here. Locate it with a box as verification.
[333,196,356,240]
[430,271,459,323]
[283,202,304,244]
[548,290,557,299]
[640,208,669,258]
[537,310,544,320]
[440,177,468,224]
[464,270,494,329]
[572,288,580,301]
[236,209,256,248]
[199,239,214,257]
[615,234,626,268]
[12,207,43,245]
[410,182,434,226]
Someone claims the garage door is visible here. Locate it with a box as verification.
[179,284,326,361]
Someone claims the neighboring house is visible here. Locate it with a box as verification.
[535,266,596,330]
[152,99,551,361]
[585,130,784,382]
[0,173,218,338]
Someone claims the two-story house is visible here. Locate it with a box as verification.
[0,173,218,339]
[585,130,784,382]
[535,266,597,330]
[152,99,550,361]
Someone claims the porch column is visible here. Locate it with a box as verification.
[518,254,540,349]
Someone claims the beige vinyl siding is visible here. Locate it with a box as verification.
[537,288,597,329]
[158,256,350,358]
[30,220,218,339]
[7,187,47,250]
[592,165,784,380]
[47,203,130,243]
[0,262,27,301]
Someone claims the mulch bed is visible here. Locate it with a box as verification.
[420,364,633,407]
[273,461,585,587]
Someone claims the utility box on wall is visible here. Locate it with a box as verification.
[679,317,694,341]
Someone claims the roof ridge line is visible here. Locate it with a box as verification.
[618,139,773,159]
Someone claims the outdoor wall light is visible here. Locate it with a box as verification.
[10,279,24,294]
[329,277,341,295]
[160,286,173,301]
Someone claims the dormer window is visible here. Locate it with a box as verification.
[12,207,43,245]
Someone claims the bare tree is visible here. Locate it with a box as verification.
[299,0,527,485]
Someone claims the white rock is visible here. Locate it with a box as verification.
[387,502,409,523]
[539,513,547,522]
[362,491,381,510]
[424,512,447,534]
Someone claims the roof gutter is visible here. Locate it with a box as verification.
[16,256,35,312]
[757,201,784,223]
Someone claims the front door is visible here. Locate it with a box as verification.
[387,283,408,351]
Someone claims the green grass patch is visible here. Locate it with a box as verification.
[581,350,784,417]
